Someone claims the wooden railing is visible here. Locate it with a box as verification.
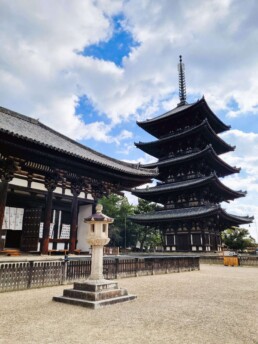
[200,255,258,266]
[0,261,63,292]
[0,256,199,293]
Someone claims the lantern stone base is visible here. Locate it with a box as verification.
[53,280,136,309]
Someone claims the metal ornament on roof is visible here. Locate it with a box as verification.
[178,55,187,106]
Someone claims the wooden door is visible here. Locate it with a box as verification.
[20,208,42,252]
[176,234,190,251]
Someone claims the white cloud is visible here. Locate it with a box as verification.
[2,0,258,137]
[123,191,138,205]
[221,130,258,176]
[117,143,134,155]
[219,129,258,240]
[0,0,123,140]
[121,0,258,118]
[123,153,157,165]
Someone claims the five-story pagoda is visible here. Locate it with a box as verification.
[130,56,253,252]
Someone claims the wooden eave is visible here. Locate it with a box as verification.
[6,184,94,210]
[132,174,246,201]
[129,205,253,227]
[136,98,230,138]
[0,106,157,184]
[143,145,240,177]
[0,131,155,189]
[135,119,234,158]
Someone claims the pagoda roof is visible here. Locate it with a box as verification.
[137,97,230,137]
[129,205,253,227]
[132,174,246,201]
[144,145,240,177]
[135,119,234,157]
[0,106,157,179]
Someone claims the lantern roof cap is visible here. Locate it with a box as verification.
[84,204,113,222]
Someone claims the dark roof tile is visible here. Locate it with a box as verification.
[129,205,253,224]
[0,106,157,177]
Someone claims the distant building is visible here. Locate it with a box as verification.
[130,56,253,252]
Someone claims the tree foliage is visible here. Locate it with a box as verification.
[99,194,134,247]
[133,199,163,251]
[99,194,163,251]
[221,227,255,251]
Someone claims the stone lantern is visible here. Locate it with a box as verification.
[85,203,113,281]
[53,204,136,309]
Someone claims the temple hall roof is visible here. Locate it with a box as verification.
[0,106,157,178]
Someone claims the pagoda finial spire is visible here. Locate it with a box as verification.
[177,55,187,106]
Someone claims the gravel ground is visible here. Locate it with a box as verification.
[0,264,257,344]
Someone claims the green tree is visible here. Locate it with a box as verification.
[99,194,135,247]
[99,194,165,251]
[132,199,163,251]
[222,227,255,251]
[116,196,135,248]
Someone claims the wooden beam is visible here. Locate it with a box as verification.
[0,159,15,250]
[69,181,83,253]
[41,174,59,254]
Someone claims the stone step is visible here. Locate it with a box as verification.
[53,294,137,309]
[63,287,128,301]
[74,281,118,292]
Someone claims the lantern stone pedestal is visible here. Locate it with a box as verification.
[53,204,136,309]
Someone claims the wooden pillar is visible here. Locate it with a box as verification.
[174,226,178,251]
[215,215,220,251]
[41,176,58,255]
[0,161,15,250]
[201,231,206,251]
[187,222,192,251]
[69,182,83,253]
[200,221,206,252]
[0,180,9,232]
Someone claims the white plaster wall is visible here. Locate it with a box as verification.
[57,243,65,250]
[65,189,73,196]
[77,204,92,252]
[31,181,47,191]
[55,187,63,194]
[78,192,85,199]
[9,178,28,187]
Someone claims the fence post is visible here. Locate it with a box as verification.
[27,261,34,289]
[135,258,139,277]
[152,259,155,275]
[62,255,68,285]
[115,258,119,279]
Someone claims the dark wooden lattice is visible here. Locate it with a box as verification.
[20,208,42,251]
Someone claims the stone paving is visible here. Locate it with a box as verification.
[0,264,257,344]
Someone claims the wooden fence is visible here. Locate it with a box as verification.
[0,256,199,293]
[200,255,258,266]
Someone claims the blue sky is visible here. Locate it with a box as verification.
[82,14,140,67]
[1,0,258,240]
